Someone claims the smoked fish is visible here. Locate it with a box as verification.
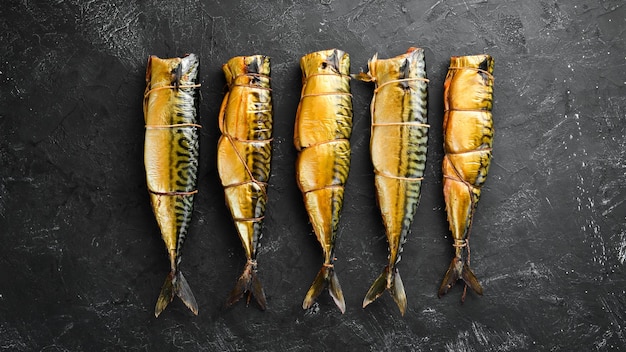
[144,54,201,317]
[217,55,273,310]
[439,54,494,301]
[356,48,429,315]
[295,49,352,313]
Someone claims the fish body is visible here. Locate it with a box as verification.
[439,54,494,300]
[143,54,200,317]
[217,55,273,310]
[295,49,352,313]
[356,47,428,315]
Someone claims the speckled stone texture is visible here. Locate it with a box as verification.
[1,0,625,350]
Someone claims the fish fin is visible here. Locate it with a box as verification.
[154,271,198,317]
[352,71,373,82]
[328,268,345,314]
[175,271,198,315]
[438,257,462,298]
[250,270,268,310]
[362,266,389,309]
[303,265,345,313]
[438,257,483,299]
[226,268,250,308]
[363,266,407,315]
[226,262,267,310]
[155,272,175,317]
[302,266,328,311]
[461,263,483,296]
[390,268,407,316]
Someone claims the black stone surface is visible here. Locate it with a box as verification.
[1,0,625,350]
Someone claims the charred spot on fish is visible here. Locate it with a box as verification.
[478,58,491,82]
[478,57,489,71]
[398,59,412,90]
[323,50,340,73]
[172,63,183,89]
[247,59,260,74]
[399,59,410,79]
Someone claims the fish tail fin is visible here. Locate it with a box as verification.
[303,265,345,313]
[226,260,267,310]
[363,266,407,315]
[362,266,388,308]
[438,257,462,298]
[155,271,198,317]
[328,267,345,313]
[462,263,484,296]
[438,257,483,299]
[155,272,175,317]
[175,271,199,314]
[390,268,407,315]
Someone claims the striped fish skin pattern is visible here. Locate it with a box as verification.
[439,54,494,300]
[217,55,272,310]
[144,54,200,317]
[295,49,352,313]
[358,47,428,315]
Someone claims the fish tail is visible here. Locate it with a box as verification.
[302,265,345,313]
[155,270,198,317]
[362,266,388,309]
[226,260,267,310]
[155,272,175,317]
[328,266,345,313]
[438,257,483,299]
[390,268,407,315]
[363,265,407,315]
[175,271,199,314]
[462,262,484,297]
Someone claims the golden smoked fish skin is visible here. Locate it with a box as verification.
[295,49,352,313]
[439,54,494,301]
[217,55,272,310]
[356,47,428,315]
[143,54,200,317]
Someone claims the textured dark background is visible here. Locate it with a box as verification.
[1,0,625,350]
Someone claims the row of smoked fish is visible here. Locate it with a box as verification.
[143,48,494,317]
